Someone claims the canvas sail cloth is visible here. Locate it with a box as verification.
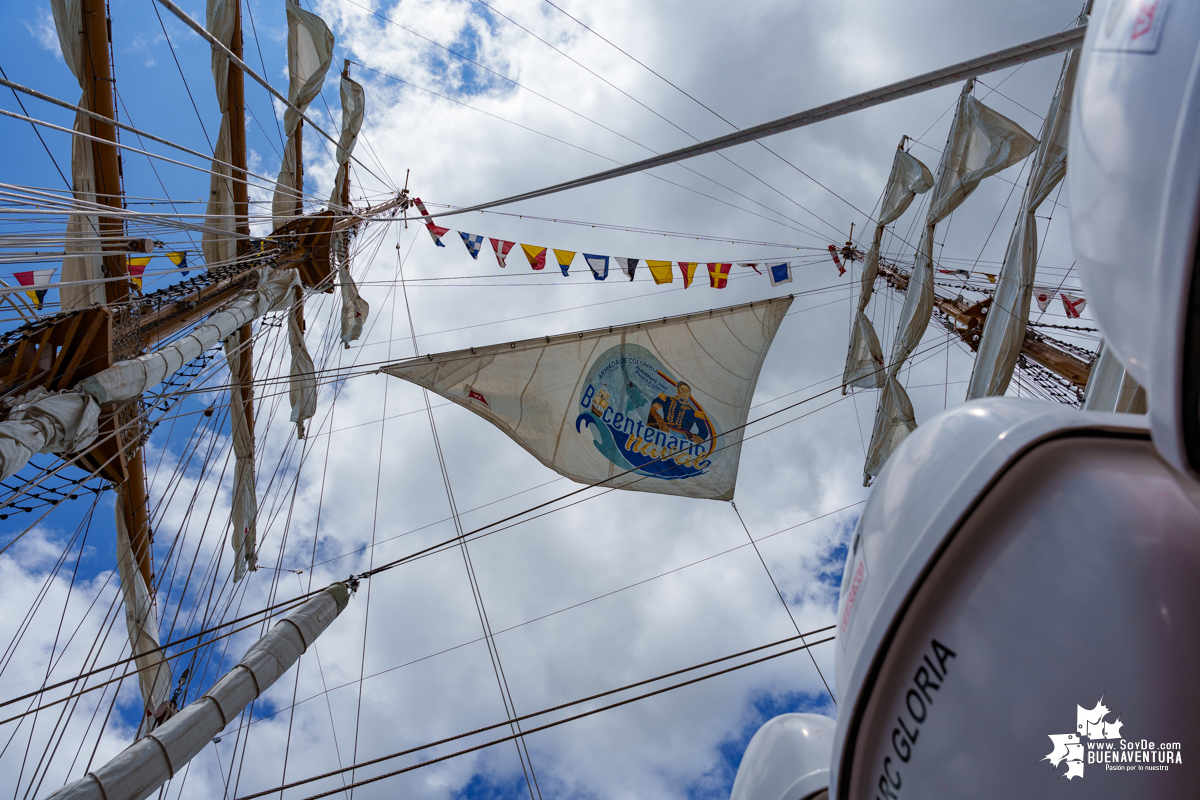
[202,0,239,271]
[49,0,105,308]
[1081,341,1146,414]
[843,142,933,389]
[115,494,174,738]
[966,48,1079,400]
[329,73,370,345]
[864,84,1036,483]
[272,2,334,230]
[224,328,258,580]
[382,298,793,500]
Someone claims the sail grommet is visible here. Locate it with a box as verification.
[545,336,550,343]
[510,342,516,348]
[470,347,476,354]
[427,354,433,361]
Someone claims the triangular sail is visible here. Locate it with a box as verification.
[967,46,1079,400]
[381,298,793,500]
[864,84,1037,483]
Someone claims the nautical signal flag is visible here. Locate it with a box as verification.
[740,263,762,275]
[426,222,449,247]
[166,251,189,276]
[768,263,793,287]
[521,244,547,270]
[553,249,575,276]
[490,238,515,268]
[14,269,54,310]
[937,268,971,278]
[707,263,731,289]
[984,273,996,283]
[678,262,698,288]
[1061,292,1086,318]
[1034,287,1054,312]
[647,260,673,285]
[827,245,845,276]
[460,232,484,260]
[615,257,638,281]
[584,254,609,281]
[128,256,151,291]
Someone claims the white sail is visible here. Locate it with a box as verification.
[288,295,317,437]
[49,0,106,308]
[272,1,334,230]
[329,72,365,210]
[864,85,1037,483]
[224,328,258,580]
[114,494,173,738]
[967,48,1078,399]
[843,143,933,389]
[382,298,793,500]
[329,72,370,345]
[202,0,239,271]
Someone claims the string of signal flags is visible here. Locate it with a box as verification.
[11,252,189,309]
[411,198,808,289]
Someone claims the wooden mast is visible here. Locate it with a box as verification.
[229,0,255,441]
[81,0,152,587]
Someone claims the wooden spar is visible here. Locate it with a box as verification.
[79,0,151,585]
[80,0,131,304]
[229,0,255,443]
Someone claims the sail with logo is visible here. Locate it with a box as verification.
[381,297,792,500]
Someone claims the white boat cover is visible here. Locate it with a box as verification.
[272,3,334,230]
[223,328,258,580]
[114,494,173,738]
[382,298,793,500]
[966,47,1078,400]
[864,85,1037,483]
[202,0,239,271]
[43,582,351,800]
[49,0,106,308]
[843,143,933,389]
[1081,341,1146,414]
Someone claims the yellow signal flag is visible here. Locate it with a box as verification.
[553,249,575,276]
[646,260,673,285]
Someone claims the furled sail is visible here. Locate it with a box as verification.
[49,0,106,308]
[843,141,933,389]
[272,1,334,230]
[224,328,258,580]
[115,494,173,737]
[329,71,370,345]
[382,298,793,500]
[202,0,239,271]
[966,46,1078,399]
[864,83,1036,483]
[329,71,365,211]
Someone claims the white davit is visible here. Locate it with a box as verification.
[730,713,834,800]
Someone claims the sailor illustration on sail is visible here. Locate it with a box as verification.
[647,380,711,445]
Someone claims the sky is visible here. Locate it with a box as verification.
[0,1,1094,799]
